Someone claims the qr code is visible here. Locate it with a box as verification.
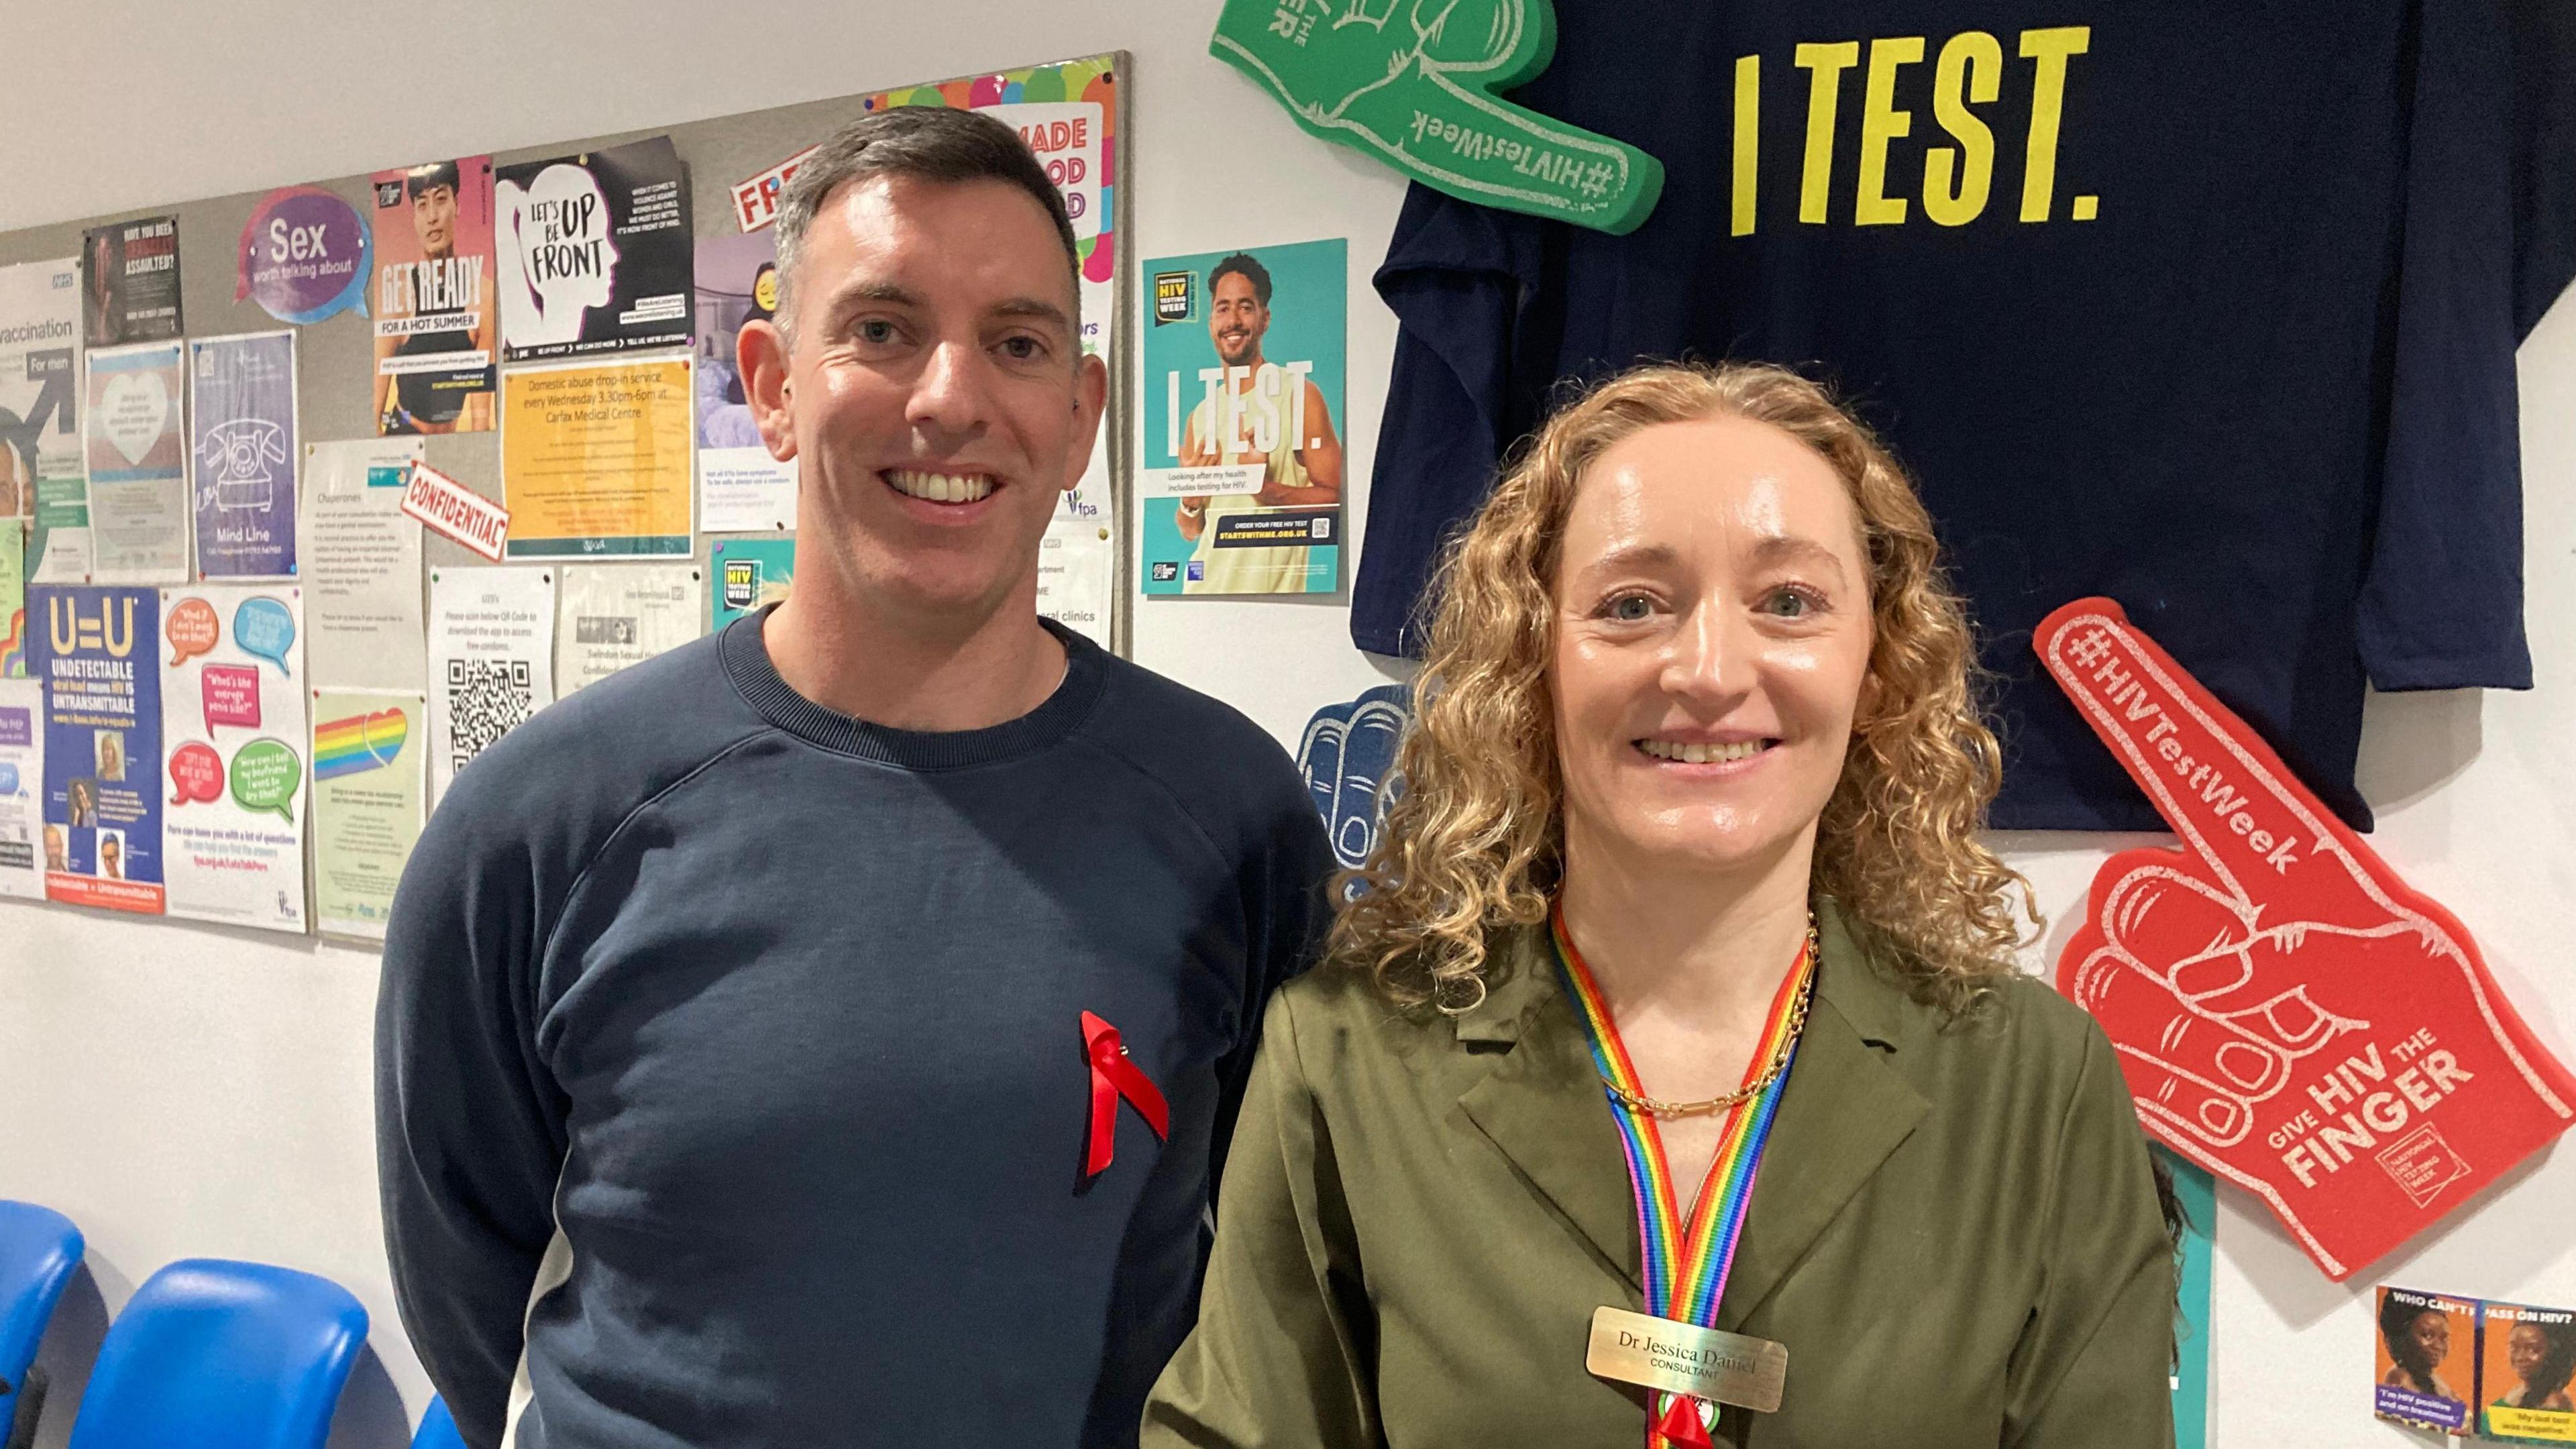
[446,657,535,773]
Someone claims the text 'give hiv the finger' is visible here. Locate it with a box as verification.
[2037,598,2575,1281]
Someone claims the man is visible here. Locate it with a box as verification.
[1174,253,1342,594]
[377,107,1332,1449]
[0,433,28,521]
[84,230,122,348]
[374,160,495,435]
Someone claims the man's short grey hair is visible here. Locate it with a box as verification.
[771,106,1081,345]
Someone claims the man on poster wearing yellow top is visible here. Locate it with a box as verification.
[1175,254,1342,594]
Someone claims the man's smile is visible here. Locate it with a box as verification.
[883,468,998,504]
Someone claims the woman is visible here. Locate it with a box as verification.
[1144,363,2175,1447]
[2379,1296,2458,1401]
[2492,1318,2576,1413]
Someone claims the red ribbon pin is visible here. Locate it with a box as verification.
[1081,1011,1170,1177]
[1654,1394,1714,1448]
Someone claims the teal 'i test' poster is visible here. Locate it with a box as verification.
[1140,239,1346,597]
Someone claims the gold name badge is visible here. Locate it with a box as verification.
[1585,1305,1787,1414]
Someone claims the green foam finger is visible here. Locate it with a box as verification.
[1212,0,1664,234]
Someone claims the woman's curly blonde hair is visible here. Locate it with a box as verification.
[1330,360,2035,1013]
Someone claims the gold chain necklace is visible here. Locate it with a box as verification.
[1597,912,1821,1119]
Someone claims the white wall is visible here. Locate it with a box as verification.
[1,2,2567,1444]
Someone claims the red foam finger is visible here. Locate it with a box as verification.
[2068,932,2290,1124]
[2043,596,2576,1279]
[2096,862,2253,975]
[2037,598,2374,922]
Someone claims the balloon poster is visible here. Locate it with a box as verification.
[158,584,308,933]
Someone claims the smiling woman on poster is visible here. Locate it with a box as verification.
[1145,362,2176,1447]
[2381,1295,2461,1401]
[2493,1316,2576,1413]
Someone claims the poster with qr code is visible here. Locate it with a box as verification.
[427,566,554,808]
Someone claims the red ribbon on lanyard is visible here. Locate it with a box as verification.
[1081,1010,1169,1177]
[1654,1393,1714,1448]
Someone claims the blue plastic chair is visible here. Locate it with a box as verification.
[411,1396,468,1449]
[65,1258,367,1449]
[0,1201,85,1440]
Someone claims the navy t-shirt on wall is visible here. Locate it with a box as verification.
[1360,0,2576,830]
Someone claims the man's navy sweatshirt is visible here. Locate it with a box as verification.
[376,610,1334,1448]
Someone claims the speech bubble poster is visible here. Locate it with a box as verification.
[235,186,370,327]
[189,331,300,579]
[494,136,693,362]
[1140,238,1346,596]
[28,585,163,914]
[158,584,308,933]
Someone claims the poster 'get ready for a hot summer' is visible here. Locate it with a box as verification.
[371,156,498,436]
[1140,239,1345,596]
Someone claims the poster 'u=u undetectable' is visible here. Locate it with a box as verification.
[28,585,164,914]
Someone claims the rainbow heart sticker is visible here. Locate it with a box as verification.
[315,706,409,780]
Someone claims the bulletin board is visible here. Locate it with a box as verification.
[0,52,1132,943]
[0,52,1135,645]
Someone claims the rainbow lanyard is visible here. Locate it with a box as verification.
[1552,904,1814,1442]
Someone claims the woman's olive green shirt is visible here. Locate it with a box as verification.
[1142,910,2176,1448]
